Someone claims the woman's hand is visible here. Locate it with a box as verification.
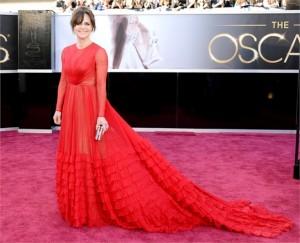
[96,117,109,131]
[53,111,62,125]
[95,116,109,140]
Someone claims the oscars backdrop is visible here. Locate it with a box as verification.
[1,11,298,72]
[0,14,18,71]
[54,12,300,72]
[18,10,54,71]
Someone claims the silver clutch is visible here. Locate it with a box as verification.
[95,125,105,140]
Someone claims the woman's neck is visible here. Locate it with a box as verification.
[76,39,92,49]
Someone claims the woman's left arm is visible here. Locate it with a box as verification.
[95,47,108,118]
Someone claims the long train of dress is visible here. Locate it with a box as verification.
[56,87,292,237]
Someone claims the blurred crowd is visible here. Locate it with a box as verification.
[55,0,287,11]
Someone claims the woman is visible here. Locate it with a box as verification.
[53,6,292,237]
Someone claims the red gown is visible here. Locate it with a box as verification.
[55,42,292,237]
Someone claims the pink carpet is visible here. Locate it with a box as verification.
[1,130,299,243]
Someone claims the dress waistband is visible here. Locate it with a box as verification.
[68,81,95,86]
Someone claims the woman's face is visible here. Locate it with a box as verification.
[73,13,93,40]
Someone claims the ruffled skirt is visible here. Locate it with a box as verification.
[56,83,292,237]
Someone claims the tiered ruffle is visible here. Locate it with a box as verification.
[56,93,292,237]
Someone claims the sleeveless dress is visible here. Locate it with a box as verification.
[55,42,292,237]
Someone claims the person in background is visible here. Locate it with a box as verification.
[234,0,250,7]
[171,0,187,9]
[88,0,96,8]
[144,0,160,9]
[94,0,105,9]
[111,0,125,8]
[263,0,279,7]
[251,0,263,7]
[65,0,78,11]
[160,0,172,9]
[211,0,224,8]
[280,0,286,8]
[223,0,234,7]
[56,0,68,12]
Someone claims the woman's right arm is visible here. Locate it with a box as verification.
[53,49,67,125]
[55,48,67,112]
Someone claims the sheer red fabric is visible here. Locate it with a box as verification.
[55,42,292,237]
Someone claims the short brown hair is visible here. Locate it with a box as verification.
[70,7,96,31]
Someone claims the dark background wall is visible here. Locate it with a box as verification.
[0,72,297,130]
